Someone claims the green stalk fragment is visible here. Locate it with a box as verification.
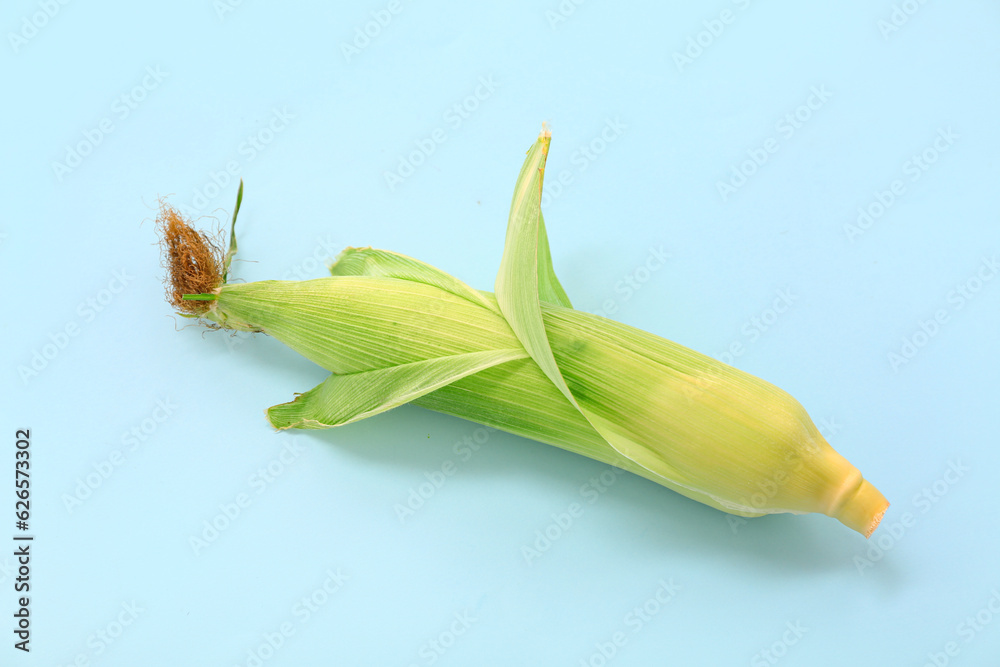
[158,128,889,538]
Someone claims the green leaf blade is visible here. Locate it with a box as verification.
[537,212,572,308]
[330,247,499,314]
[267,348,528,430]
[222,179,243,283]
[493,128,576,406]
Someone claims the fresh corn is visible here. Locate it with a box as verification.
[158,127,889,537]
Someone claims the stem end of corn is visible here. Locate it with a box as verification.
[832,477,890,538]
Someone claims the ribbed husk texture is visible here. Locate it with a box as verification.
[181,129,888,537]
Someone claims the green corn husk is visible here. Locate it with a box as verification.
[160,128,889,537]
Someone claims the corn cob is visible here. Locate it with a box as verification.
[158,128,889,537]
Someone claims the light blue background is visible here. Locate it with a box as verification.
[4,1,1000,665]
